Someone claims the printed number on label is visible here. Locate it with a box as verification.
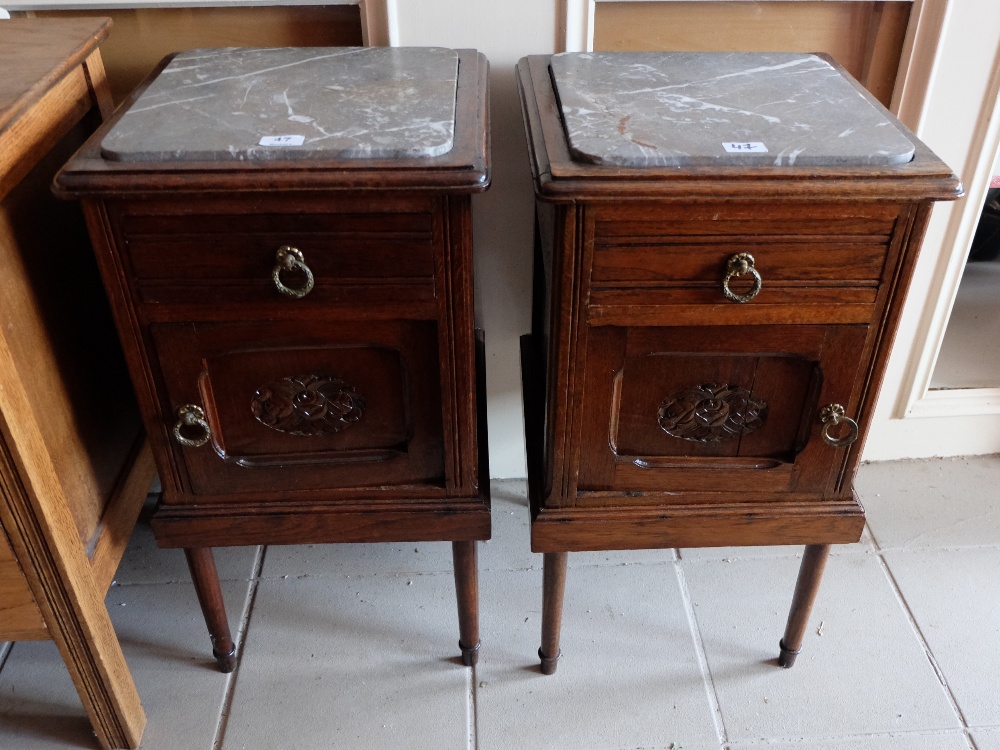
[259,135,306,147]
[723,142,767,153]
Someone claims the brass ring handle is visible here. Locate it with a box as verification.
[722,252,763,303]
[819,404,859,448]
[272,246,315,299]
[173,405,211,448]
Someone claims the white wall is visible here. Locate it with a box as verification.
[864,0,1000,460]
[392,1,558,478]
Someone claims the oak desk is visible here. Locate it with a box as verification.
[0,17,155,749]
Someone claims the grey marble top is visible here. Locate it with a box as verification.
[101,47,459,162]
[550,52,915,168]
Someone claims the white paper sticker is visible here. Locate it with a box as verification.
[259,135,305,147]
[723,142,767,153]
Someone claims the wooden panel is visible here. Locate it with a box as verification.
[530,501,866,551]
[151,319,446,497]
[0,105,142,548]
[31,6,364,103]
[577,324,868,496]
[124,216,436,283]
[592,202,900,240]
[593,1,912,107]
[593,240,889,285]
[0,525,47,641]
[614,353,814,460]
[88,439,156,595]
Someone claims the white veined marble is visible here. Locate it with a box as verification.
[101,46,458,162]
[550,51,915,168]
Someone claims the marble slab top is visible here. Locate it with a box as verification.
[101,47,459,162]
[550,52,915,168]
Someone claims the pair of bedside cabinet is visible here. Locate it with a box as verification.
[55,46,958,677]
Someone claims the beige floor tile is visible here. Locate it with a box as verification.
[882,547,1000,726]
[0,643,92,750]
[475,564,720,750]
[971,727,1000,750]
[681,553,959,742]
[856,456,1000,550]
[0,580,251,750]
[115,520,262,585]
[727,731,972,749]
[221,572,472,750]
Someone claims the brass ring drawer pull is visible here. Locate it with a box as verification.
[272,245,315,299]
[722,252,763,303]
[173,404,211,448]
[819,404,859,448]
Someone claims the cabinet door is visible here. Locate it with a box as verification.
[578,324,868,498]
[151,319,444,498]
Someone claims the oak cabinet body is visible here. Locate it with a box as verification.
[57,49,490,667]
[517,53,960,671]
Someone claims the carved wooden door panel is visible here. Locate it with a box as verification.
[150,318,445,498]
[578,324,869,498]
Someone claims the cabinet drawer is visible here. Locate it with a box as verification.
[151,319,445,498]
[120,210,438,306]
[590,202,898,289]
[591,238,891,287]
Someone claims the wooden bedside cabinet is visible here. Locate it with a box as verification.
[517,52,960,674]
[55,47,490,670]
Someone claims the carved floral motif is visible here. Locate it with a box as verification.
[251,374,364,436]
[657,383,767,443]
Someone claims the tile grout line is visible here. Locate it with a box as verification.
[468,663,479,750]
[211,544,268,750]
[868,527,974,732]
[0,642,11,674]
[724,726,984,747]
[672,558,730,749]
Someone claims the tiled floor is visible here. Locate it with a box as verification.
[2,455,1000,749]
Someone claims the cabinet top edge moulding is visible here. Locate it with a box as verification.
[520,51,959,202]
[54,47,488,197]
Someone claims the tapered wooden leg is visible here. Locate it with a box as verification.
[778,544,831,668]
[183,547,237,673]
[539,552,568,675]
[452,540,480,666]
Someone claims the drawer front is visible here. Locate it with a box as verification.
[590,202,899,289]
[592,238,891,287]
[151,319,445,497]
[120,209,438,307]
[577,324,868,497]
